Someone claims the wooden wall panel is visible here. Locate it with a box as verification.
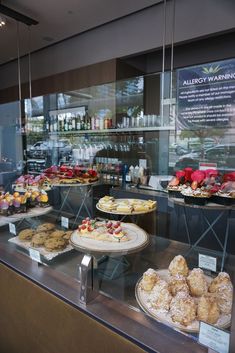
[0,263,146,353]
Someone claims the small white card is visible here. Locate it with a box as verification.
[199,322,230,353]
[9,223,16,235]
[139,159,147,169]
[61,216,69,229]
[199,254,217,272]
[29,248,41,263]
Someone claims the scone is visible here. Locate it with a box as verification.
[197,294,220,324]
[18,229,35,241]
[31,232,48,247]
[168,255,189,277]
[187,268,208,297]
[150,283,172,311]
[37,223,55,232]
[49,230,66,239]
[44,238,66,252]
[141,268,160,291]
[170,291,196,326]
[209,272,233,314]
[168,275,189,296]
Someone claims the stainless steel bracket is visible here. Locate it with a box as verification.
[78,254,99,305]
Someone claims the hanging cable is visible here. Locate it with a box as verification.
[161,0,167,125]
[16,21,22,131]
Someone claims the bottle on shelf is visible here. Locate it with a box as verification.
[64,117,69,131]
[95,115,100,130]
[80,115,85,130]
[72,115,76,131]
[46,119,50,132]
[99,116,104,130]
[76,114,81,130]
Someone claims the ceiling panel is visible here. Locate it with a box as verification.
[0,0,162,65]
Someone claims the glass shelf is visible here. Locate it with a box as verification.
[48,126,174,135]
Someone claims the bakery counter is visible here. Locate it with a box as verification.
[0,223,210,353]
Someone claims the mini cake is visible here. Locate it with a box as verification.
[116,203,133,213]
[187,268,208,297]
[168,255,189,277]
[197,294,220,324]
[168,275,189,296]
[170,291,196,326]
[141,268,160,291]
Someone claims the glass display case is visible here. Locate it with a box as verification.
[0,58,235,353]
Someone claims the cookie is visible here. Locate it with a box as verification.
[31,232,49,247]
[49,230,66,239]
[44,238,66,252]
[37,223,55,232]
[63,230,73,242]
[18,229,35,241]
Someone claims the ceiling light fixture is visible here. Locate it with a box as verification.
[0,4,38,26]
[0,15,6,27]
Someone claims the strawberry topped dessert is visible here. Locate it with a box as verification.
[44,165,98,185]
[77,218,128,242]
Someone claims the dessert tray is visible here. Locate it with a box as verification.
[70,221,149,255]
[8,236,73,261]
[8,224,73,261]
[135,269,231,333]
[96,197,157,215]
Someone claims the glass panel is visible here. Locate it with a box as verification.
[0,58,234,352]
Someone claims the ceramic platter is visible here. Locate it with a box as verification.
[70,222,149,255]
[135,269,231,333]
[96,198,156,215]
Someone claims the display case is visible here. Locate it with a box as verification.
[0,58,235,353]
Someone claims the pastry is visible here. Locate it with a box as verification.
[170,291,196,326]
[168,255,189,277]
[168,275,189,296]
[209,272,232,293]
[150,284,172,311]
[197,294,220,324]
[209,272,233,314]
[141,268,160,291]
[116,203,133,213]
[216,284,233,314]
[18,228,35,241]
[37,222,55,232]
[49,230,66,239]
[187,268,208,297]
[44,238,66,252]
[77,219,129,242]
[31,232,48,247]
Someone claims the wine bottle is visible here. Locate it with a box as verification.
[72,115,76,131]
[76,115,81,130]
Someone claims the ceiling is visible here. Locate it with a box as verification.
[0,0,162,65]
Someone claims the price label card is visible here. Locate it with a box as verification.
[29,248,41,263]
[199,322,230,353]
[199,254,217,272]
[139,159,147,169]
[9,223,16,235]
[61,216,69,229]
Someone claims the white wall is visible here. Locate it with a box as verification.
[0,0,235,90]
